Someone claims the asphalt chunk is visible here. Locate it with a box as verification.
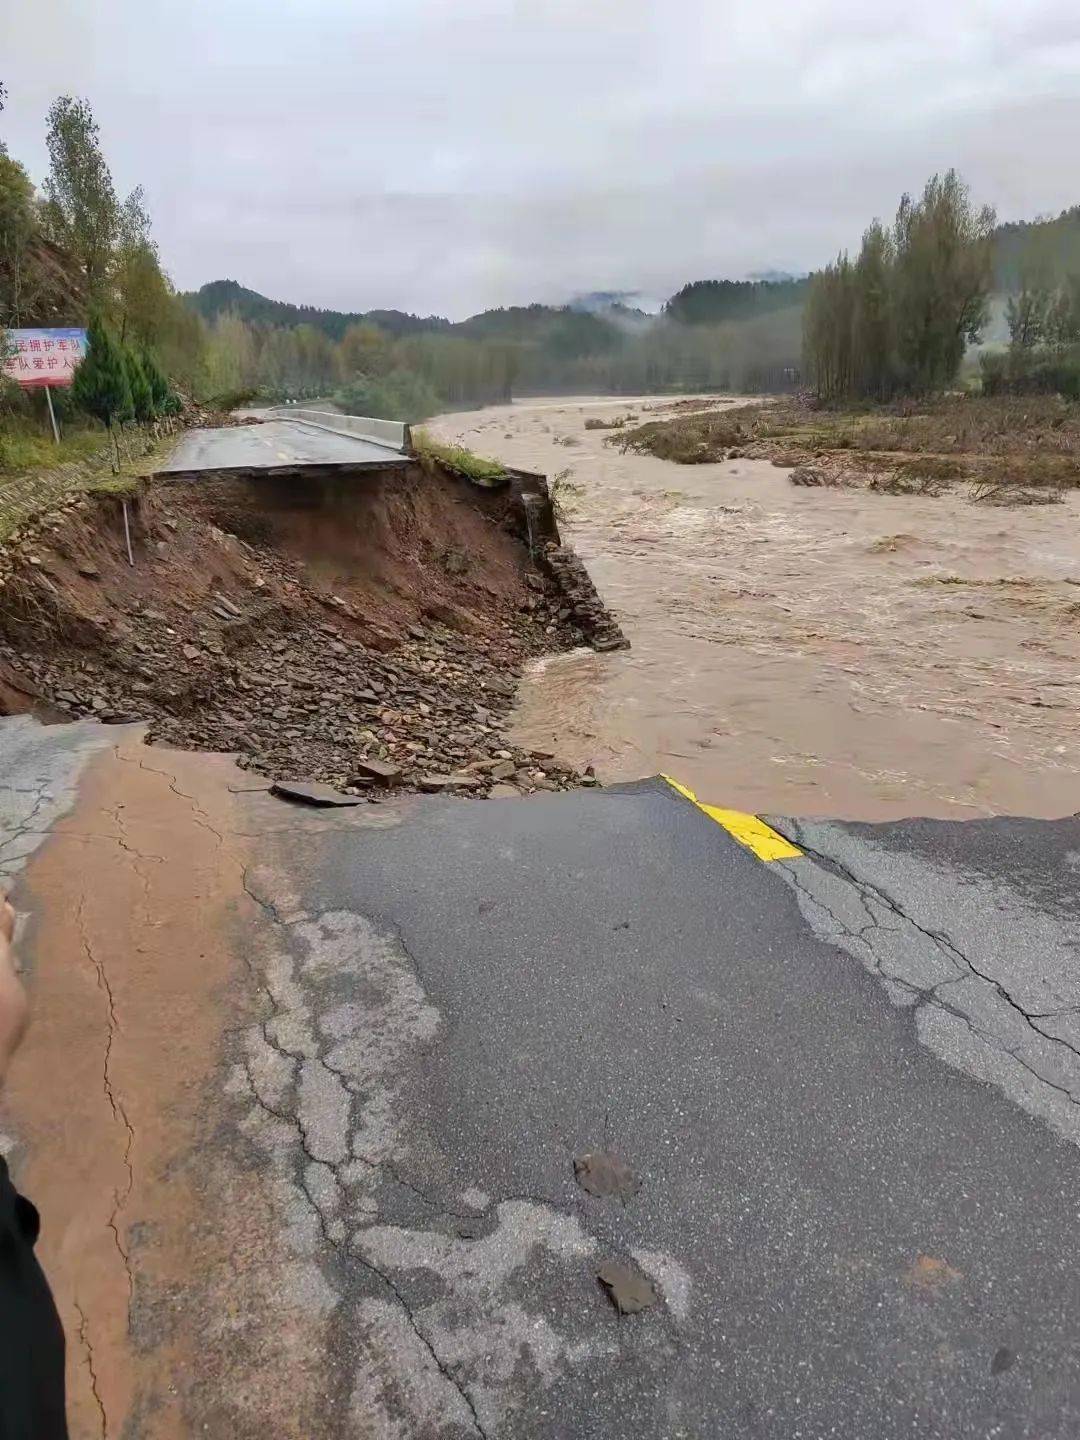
[597,1262,656,1315]
[574,1151,641,1199]
[270,779,363,807]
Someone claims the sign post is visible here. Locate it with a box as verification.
[43,385,60,443]
[2,328,87,444]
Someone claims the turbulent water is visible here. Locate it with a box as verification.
[429,396,1080,820]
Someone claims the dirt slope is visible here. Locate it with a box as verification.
[0,464,589,795]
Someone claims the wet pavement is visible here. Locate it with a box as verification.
[161,418,411,475]
[3,718,1080,1436]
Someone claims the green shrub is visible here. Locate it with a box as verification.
[123,347,155,422]
[336,368,441,423]
[71,316,132,465]
[980,346,1080,399]
[141,349,171,413]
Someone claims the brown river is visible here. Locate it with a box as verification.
[429,396,1080,820]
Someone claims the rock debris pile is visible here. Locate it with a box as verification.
[0,483,617,799]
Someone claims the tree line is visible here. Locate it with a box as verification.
[802,170,997,401]
[981,273,1080,398]
[665,277,809,326]
[190,290,804,419]
[184,278,450,341]
[1,88,805,427]
[1,86,194,440]
[8,89,1078,427]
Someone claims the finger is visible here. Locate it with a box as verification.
[0,899,13,945]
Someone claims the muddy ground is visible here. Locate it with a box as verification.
[615,393,1080,502]
[428,395,1080,820]
[0,463,596,798]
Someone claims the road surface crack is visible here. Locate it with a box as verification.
[778,827,1080,1106]
[347,1149,480,1221]
[113,748,226,847]
[351,1247,490,1439]
[235,877,495,1436]
[74,1299,108,1440]
[0,781,51,865]
[237,1060,487,1436]
[75,895,135,1307]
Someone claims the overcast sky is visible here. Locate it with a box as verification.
[3,1,1079,319]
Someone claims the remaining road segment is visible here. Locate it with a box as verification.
[159,417,411,477]
[3,727,1079,1437]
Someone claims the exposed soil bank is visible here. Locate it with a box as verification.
[0,462,595,796]
[429,397,1080,820]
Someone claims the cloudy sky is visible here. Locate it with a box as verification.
[3,1,1079,318]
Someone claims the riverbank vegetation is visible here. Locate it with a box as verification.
[411,431,507,485]
[802,171,1080,407]
[980,277,1080,398]
[615,393,1080,503]
[802,171,996,402]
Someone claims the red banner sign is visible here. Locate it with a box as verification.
[3,328,87,388]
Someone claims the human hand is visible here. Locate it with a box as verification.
[0,898,28,1082]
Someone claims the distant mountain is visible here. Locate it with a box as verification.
[993,206,1080,291]
[185,274,812,344]
[182,279,450,340]
[568,290,649,314]
[664,277,810,325]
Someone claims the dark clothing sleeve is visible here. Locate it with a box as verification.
[0,1158,68,1439]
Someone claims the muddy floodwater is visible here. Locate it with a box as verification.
[429,396,1080,820]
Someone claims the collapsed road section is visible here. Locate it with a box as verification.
[0,412,624,798]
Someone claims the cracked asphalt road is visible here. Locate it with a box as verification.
[3,720,1080,1437]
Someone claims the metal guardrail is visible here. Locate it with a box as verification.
[264,408,411,455]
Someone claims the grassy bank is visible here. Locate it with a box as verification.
[614,395,1080,502]
[412,429,508,486]
[0,419,109,477]
[0,422,180,543]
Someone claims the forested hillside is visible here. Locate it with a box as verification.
[181,278,804,415]
[994,207,1080,291]
[664,277,809,325]
[183,279,450,340]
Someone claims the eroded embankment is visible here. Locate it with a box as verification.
[0,461,619,797]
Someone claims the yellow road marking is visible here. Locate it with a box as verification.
[662,775,802,862]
